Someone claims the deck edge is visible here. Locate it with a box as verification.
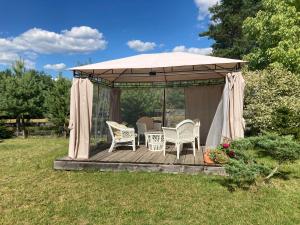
[53,158,226,175]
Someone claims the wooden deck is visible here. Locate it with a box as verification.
[54,145,225,175]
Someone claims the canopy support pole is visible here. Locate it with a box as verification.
[162,88,166,126]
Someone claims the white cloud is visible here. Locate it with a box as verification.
[10,26,107,54]
[43,63,67,71]
[194,0,220,20]
[172,45,212,55]
[0,26,107,67]
[127,40,156,52]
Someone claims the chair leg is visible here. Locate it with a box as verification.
[192,141,196,157]
[132,139,136,151]
[197,137,200,151]
[176,143,180,159]
[163,141,166,156]
[145,135,148,147]
[108,142,115,152]
[138,135,140,146]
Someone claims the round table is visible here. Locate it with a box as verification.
[144,131,164,151]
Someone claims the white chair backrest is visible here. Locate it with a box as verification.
[137,116,154,130]
[136,122,147,134]
[106,121,127,138]
[176,119,195,140]
[107,121,127,129]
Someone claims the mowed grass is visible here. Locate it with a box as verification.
[0,138,299,225]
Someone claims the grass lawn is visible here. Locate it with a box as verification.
[0,138,299,225]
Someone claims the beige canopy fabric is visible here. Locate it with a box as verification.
[185,84,224,144]
[205,72,245,148]
[68,78,94,159]
[70,52,246,84]
[223,72,245,139]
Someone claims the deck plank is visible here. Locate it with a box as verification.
[174,147,186,164]
[153,150,168,164]
[92,150,112,161]
[81,145,205,165]
[138,149,159,163]
[117,148,145,162]
[195,148,204,165]
[164,149,177,164]
[101,149,131,162]
[149,151,164,163]
[184,148,195,165]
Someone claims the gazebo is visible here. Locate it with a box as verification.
[54,52,246,173]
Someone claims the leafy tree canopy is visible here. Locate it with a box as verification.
[0,61,52,119]
[243,0,300,73]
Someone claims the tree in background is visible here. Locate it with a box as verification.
[45,75,71,137]
[121,89,162,127]
[200,0,262,59]
[12,60,26,77]
[244,67,300,139]
[0,60,53,137]
[243,0,300,73]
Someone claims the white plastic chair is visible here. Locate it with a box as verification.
[106,121,136,152]
[162,119,196,159]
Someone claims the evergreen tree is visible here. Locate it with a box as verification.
[45,75,71,137]
[200,0,262,59]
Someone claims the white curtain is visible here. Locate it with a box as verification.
[206,72,245,148]
[68,78,94,159]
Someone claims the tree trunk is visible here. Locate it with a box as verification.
[16,116,20,137]
[21,115,28,138]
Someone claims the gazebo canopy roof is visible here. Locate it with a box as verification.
[71,52,246,86]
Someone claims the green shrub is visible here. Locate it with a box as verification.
[231,138,255,151]
[244,68,300,138]
[225,159,271,189]
[255,135,300,163]
[232,134,300,163]
[0,125,14,139]
[225,134,300,189]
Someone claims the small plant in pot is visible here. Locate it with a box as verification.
[209,149,229,164]
[205,141,238,164]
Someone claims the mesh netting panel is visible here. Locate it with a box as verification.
[165,88,185,127]
[90,84,110,148]
[120,88,164,127]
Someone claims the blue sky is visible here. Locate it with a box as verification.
[0,0,219,78]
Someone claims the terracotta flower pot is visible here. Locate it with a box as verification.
[204,150,214,164]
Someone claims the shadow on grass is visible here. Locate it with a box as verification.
[272,170,300,180]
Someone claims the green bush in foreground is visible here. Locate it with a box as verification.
[225,134,300,189]
[225,160,271,190]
